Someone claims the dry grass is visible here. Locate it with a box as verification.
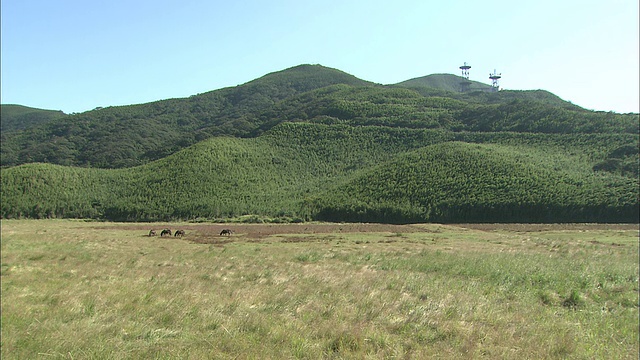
[1,220,638,359]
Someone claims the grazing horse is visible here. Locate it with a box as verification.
[174,229,185,237]
[149,230,157,237]
[160,229,172,237]
[220,229,233,236]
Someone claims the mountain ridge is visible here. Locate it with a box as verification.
[1,64,637,170]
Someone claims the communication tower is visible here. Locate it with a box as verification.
[489,69,502,91]
[459,62,471,79]
[459,62,471,92]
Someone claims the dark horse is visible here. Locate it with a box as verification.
[160,229,172,237]
[174,229,185,237]
[220,229,233,236]
[148,230,157,237]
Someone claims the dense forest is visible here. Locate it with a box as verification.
[1,105,65,132]
[1,64,638,223]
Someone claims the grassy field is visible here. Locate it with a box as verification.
[1,220,638,359]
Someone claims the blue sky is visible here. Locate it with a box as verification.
[2,0,638,114]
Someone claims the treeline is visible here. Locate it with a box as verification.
[1,123,637,223]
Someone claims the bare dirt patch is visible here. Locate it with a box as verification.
[93,222,638,245]
[102,222,424,244]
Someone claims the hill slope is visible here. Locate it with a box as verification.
[308,141,638,223]
[0,105,65,132]
[1,123,637,223]
[0,64,375,168]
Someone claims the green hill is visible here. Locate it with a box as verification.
[395,73,493,93]
[2,64,636,169]
[1,122,637,223]
[394,74,587,111]
[0,65,374,168]
[0,104,65,132]
[308,141,638,223]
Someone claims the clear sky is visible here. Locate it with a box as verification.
[2,0,638,114]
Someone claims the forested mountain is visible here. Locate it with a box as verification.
[1,65,373,168]
[2,64,636,169]
[0,105,65,132]
[1,64,638,223]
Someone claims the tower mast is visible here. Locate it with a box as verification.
[489,69,502,91]
[459,62,472,92]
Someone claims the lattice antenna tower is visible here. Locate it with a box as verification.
[489,69,502,91]
[459,62,471,92]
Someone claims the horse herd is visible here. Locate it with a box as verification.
[148,228,234,237]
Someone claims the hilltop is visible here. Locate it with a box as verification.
[0,104,65,132]
[395,73,493,93]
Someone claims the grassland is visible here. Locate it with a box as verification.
[1,220,638,359]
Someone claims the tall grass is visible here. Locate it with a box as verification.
[1,220,638,359]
